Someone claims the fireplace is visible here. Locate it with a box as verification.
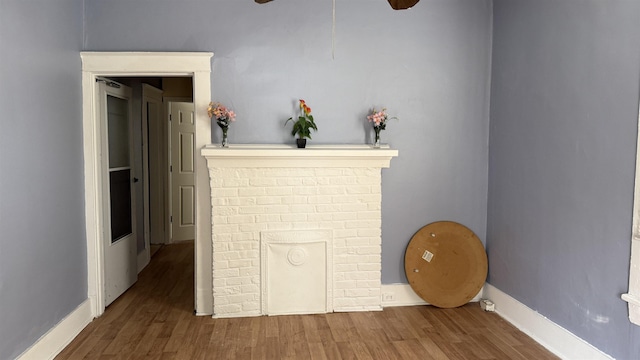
[202,144,398,318]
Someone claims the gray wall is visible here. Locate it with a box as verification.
[84,0,493,284]
[0,0,86,359]
[488,1,640,358]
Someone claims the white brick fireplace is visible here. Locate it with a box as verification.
[202,145,398,318]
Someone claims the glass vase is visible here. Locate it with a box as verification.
[221,126,229,148]
[373,127,381,148]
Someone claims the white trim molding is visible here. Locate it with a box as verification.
[201,144,398,168]
[484,284,613,360]
[81,52,213,317]
[380,283,483,308]
[622,99,640,325]
[17,301,93,360]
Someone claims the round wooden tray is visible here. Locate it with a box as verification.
[404,221,487,308]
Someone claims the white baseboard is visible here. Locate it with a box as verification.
[380,283,483,307]
[17,300,93,360]
[484,284,613,360]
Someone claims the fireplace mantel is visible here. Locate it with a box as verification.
[201,144,398,168]
[202,143,398,318]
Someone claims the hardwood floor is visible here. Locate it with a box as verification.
[56,242,558,359]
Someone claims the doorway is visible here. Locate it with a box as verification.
[81,52,213,317]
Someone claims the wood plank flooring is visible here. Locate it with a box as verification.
[56,242,558,359]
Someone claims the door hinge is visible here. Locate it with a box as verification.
[169,114,172,121]
[170,215,173,223]
[170,165,172,172]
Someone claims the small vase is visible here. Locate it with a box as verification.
[373,127,381,148]
[221,126,229,148]
[296,138,307,148]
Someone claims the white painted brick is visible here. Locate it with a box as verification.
[240,268,260,277]
[315,168,345,176]
[266,187,293,196]
[345,272,369,280]
[229,259,252,268]
[346,220,381,229]
[238,187,266,197]
[356,246,381,255]
[223,178,249,187]
[293,187,318,195]
[277,178,303,186]
[356,176,381,185]
[357,211,380,220]
[302,178,318,186]
[333,212,357,221]
[214,268,240,278]
[214,206,238,216]
[330,177,357,185]
[281,196,308,205]
[307,213,334,222]
[281,213,308,222]
[307,195,332,204]
[357,228,381,237]
[357,263,381,271]
[216,304,242,314]
[345,289,370,297]
[250,178,278,186]
[239,223,268,232]
[355,297,380,306]
[255,214,281,223]
[345,238,371,247]
[229,197,258,206]
[256,196,282,205]
[334,229,358,238]
[367,203,382,211]
[264,205,291,214]
[243,303,261,312]
[356,280,380,289]
[227,215,255,224]
[346,186,371,195]
[214,252,240,261]
[232,232,257,241]
[213,242,229,252]
[213,188,239,197]
[267,222,293,230]
[213,224,240,234]
[335,280,357,289]
[208,163,386,318]
[212,216,229,225]
[238,206,265,215]
[319,186,346,195]
[290,204,316,213]
[333,298,357,308]
[229,242,253,251]
[241,284,260,294]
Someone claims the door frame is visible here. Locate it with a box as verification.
[81,52,213,317]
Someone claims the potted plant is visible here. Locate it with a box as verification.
[286,99,317,148]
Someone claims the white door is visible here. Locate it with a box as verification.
[169,102,196,242]
[142,84,165,247]
[99,80,137,306]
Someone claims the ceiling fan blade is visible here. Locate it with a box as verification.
[255,0,273,3]
[388,0,420,10]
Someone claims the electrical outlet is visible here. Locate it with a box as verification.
[382,293,395,302]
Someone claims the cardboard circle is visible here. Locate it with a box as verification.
[404,221,487,308]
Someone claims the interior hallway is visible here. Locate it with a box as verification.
[56,242,558,359]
